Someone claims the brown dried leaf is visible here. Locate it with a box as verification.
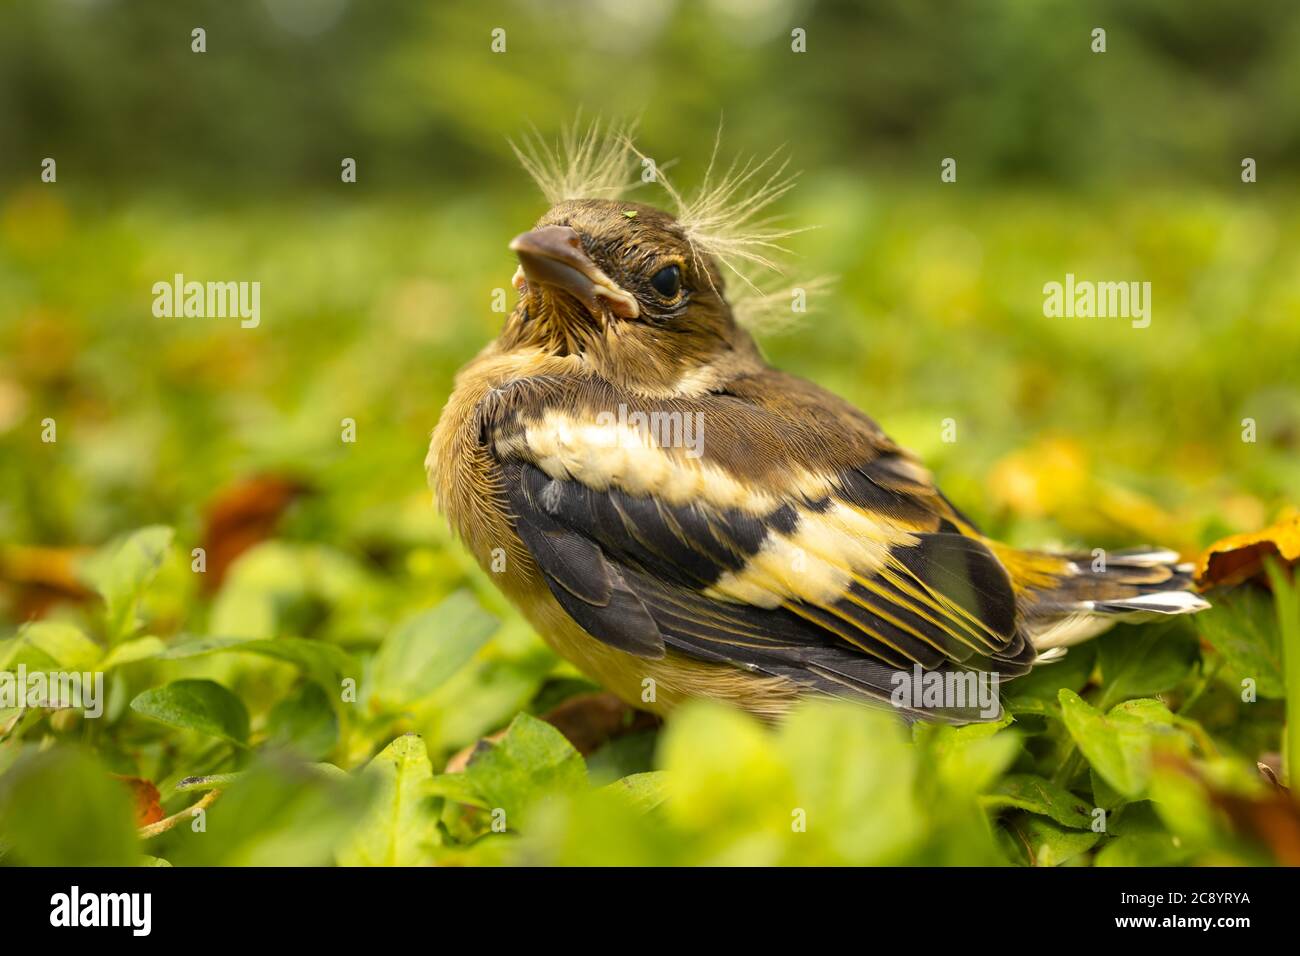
[111,774,164,827]
[0,544,96,619]
[1195,509,1300,589]
[1208,788,1300,866]
[200,473,311,592]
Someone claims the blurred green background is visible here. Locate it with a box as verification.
[0,0,1298,867]
[2,0,1297,561]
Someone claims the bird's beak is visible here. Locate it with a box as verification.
[509,225,640,320]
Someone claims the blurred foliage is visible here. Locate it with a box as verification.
[1,0,1299,866]
[0,534,1296,866]
[4,0,1300,192]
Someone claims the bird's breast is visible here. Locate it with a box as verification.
[427,345,800,718]
[426,346,589,589]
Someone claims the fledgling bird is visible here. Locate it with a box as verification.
[427,124,1208,722]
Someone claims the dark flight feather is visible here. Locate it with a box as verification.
[500,444,1028,719]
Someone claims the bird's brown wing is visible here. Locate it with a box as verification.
[483,370,1033,720]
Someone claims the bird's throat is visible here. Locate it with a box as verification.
[504,289,601,356]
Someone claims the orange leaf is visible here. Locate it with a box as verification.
[1195,509,1300,589]
[111,774,164,827]
[200,473,311,592]
[0,543,95,620]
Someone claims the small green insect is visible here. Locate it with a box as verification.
[622,210,638,219]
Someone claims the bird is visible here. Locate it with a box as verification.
[427,122,1209,723]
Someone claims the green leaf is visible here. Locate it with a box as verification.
[1090,767,1125,810]
[1058,690,1184,799]
[85,526,174,642]
[161,636,357,707]
[1266,560,1300,788]
[778,702,929,864]
[371,592,498,711]
[1094,831,1188,866]
[267,683,339,759]
[174,764,345,792]
[660,702,792,837]
[1010,815,1101,867]
[983,774,1095,829]
[916,718,1020,793]
[159,634,258,659]
[219,638,357,692]
[238,638,357,692]
[1,621,102,672]
[1004,696,1054,718]
[130,679,250,745]
[513,782,679,867]
[585,729,658,785]
[100,636,166,670]
[206,542,381,641]
[1094,624,1197,709]
[426,772,491,809]
[463,712,587,823]
[167,755,374,866]
[0,747,138,865]
[337,734,440,866]
[416,622,556,753]
[1110,697,1181,728]
[175,772,244,792]
[602,771,669,814]
[1094,804,1190,866]
[1004,643,1097,706]
[1059,690,1132,794]
[1196,586,1284,698]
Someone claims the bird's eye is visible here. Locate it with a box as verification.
[650,264,682,299]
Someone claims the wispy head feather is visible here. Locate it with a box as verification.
[731,273,836,336]
[510,117,829,332]
[630,124,810,292]
[511,114,640,205]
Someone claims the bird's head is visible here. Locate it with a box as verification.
[496,119,808,396]
[502,198,741,394]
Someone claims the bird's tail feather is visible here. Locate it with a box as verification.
[1010,546,1209,652]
